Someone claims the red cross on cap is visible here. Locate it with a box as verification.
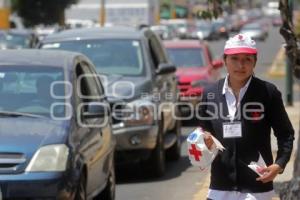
[238,34,243,40]
[189,144,202,161]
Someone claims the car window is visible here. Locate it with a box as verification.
[166,48,206,68]
[148,34,168,68]
[0,33,31,48]
[242,23,261,30]
[206,46,213,63]
[0,66,65,117]
[81,62,104,99]
[42,39,144,76]
[76,63,103,103]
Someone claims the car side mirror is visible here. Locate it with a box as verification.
[212,59,223,69]
[83,103,110,119]
[156,63,176,75]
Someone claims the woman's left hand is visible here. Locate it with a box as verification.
[256,164,283,183]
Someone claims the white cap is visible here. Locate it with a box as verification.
[224,33,257,55]
[187,128,224,169]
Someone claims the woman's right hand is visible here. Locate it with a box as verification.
[203,132,214,150]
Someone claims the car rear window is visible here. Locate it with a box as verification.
[42,39,144,76]
[0,66,65,117]
[166,48,206,68]
[0,33,31,48]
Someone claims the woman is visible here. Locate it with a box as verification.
[199,33,294,200]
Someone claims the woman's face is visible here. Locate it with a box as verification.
[224,53,256,83]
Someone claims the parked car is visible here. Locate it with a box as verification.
[211,19,229,39]
[0,50,115,199]
[196,21,215,40]
[150,25,175,40]
[40,27,181,177]
[229,14,244,32]
[0,29,39,49]
[240,22,268,41]
[271,15,283,27]
[161,19,196,39]
[163,40,223,114]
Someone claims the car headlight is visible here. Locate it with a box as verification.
[25,144,69,172]
[197,32,203,39]
[123,100,155,126]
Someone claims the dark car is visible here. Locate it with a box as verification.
[0,50,115,199]
[196,21,215,40]
[0,29,39,49]
[211,19,229,39]
[40,27,181,177]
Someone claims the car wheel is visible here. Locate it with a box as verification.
[146,118,165,177]
[75,173,86,200]
[95,162,116,200]
[166,113,181,161]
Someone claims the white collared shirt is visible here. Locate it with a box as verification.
[222,74,252,121]
[208,75,275,200]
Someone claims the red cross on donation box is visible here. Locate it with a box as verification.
[189,144,202,161]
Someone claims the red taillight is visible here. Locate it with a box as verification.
[180,87,203,97]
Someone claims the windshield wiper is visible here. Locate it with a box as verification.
[0,111,46,118]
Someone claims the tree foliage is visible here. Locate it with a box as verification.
[11,0,79,27]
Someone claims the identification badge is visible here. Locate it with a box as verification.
[223,122,242,138]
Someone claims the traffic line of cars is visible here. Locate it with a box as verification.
[0,26,184,199]
[0,23,225,199]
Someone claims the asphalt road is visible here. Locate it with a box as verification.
[115,24,290,200]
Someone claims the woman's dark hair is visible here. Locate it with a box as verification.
[223,54,257,61]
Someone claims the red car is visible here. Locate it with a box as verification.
[164,40,223,113]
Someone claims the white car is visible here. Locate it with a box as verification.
[240,22,268,41]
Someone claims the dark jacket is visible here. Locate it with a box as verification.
[199,77,294,193]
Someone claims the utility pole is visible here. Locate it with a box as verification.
[0,0,10,29]
[171,1,176,19]
[99,0,106,27]
[286,0,294,106]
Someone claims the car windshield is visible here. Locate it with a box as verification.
[197,22,212,31]
[0,33,30,48]
[166,48,206,68]
[0,66,65,117]
[42,39,144,76]
[242,23,261,30]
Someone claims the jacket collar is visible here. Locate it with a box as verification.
[217,76,257,120]
[222,74,253,95]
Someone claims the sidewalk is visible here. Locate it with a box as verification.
[192,102,300,200]
[272,102,299,182]
[268,46,285,78]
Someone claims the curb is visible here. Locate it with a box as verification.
[193,175,210,200]
[268,47,286,78]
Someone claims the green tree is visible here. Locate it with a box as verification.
[11,0,79,27]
